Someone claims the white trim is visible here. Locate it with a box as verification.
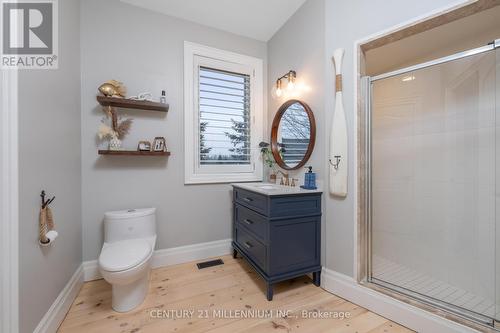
[321,268,480,333]
[1,69,19,333]
[184,41,264,184]
[82,260,102,282]
[83,239,233,281]
[152,238,232,268]
[33,266,84,333]
[351,0,472,283]
[352,37,359,281]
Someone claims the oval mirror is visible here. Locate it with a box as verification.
[271,100,316,170]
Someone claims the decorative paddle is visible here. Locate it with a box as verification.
[329,48,348,197]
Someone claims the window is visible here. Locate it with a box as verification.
[184,42,263,184]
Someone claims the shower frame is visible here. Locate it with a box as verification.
[360,39,500,331]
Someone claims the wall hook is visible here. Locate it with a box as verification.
[329,155,342,170]
[40,190,55,209]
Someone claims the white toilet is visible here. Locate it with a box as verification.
[98,208,156,312]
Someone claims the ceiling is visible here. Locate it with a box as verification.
[120,0,307,42]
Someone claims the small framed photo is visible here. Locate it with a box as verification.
[153,137,166,152]
[137,141,151,151]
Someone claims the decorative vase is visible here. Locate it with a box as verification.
[109,136,122,150]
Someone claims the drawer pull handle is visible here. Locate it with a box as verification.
[244,219,253,225]
[244,241,253,249]
[243,197,253,202]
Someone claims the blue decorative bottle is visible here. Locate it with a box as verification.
[301,166,317,190]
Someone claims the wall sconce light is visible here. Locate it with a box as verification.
[273,70,296,98]
[275,79,283,97]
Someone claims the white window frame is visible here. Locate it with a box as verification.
[184,41,263,184]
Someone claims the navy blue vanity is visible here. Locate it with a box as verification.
[231,183,322,301]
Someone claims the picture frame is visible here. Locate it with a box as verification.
[137,141,151,151]
[153,137,166,152]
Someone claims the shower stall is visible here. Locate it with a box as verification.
[363,39,500,328]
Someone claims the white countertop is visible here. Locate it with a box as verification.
[231,182,323,196]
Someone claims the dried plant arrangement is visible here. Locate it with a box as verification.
[98,117,133,139]
[98,115,133,151]
[96,80,134,150]
[98,121,116,140]
[116,117,133,139]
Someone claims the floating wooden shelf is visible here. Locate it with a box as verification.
[96,96,169,112]
[98,150,171,156]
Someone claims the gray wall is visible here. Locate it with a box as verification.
[267,0,326,261]
[81,0,267,261]
[268,0,326,180]
[323,0,469,276]
[18,0,82,332]
[268,0,470,278]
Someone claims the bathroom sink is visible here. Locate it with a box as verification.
[232,182,322,196]
[256,184,280,190]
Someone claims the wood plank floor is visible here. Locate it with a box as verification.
[58,255,414,333]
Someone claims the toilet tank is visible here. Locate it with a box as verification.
[104,208,156,243]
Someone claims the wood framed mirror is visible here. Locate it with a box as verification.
[271,99,316,170]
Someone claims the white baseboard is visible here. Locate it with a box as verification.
[151,238,232,268]
[321,268,479,333]
[82,259,101,282]
[83,239,233,282]
[33,265,84,333]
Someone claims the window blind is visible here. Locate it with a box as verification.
[199,66,251,165]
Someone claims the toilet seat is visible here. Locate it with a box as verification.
[99,239,152,272]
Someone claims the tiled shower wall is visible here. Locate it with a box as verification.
[371,51,497,306]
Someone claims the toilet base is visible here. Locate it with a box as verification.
[111,270,150,312]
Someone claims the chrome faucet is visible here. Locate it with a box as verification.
[276,170,290,186]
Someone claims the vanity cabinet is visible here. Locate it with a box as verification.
[232,185,322,301]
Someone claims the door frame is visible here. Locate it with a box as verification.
[1,69,19,333]
[352,0,500,331]
[357,34,500,333]
[353,0,500,284]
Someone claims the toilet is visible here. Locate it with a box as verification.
[98,208,156,312]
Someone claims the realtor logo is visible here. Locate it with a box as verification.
[1,0,58,69]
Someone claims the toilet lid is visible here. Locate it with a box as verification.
[99,239,152,272]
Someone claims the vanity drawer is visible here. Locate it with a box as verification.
[234,188,268,215]
[235,227,266,269]
[235,204,268,242]
[269,194,321,218]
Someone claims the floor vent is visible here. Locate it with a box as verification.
[197,259,224,269]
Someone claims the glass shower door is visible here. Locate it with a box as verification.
[495,43,500,326]
[368,43,499,325]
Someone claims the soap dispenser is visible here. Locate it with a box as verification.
[301,166,317,190]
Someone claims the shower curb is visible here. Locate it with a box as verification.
[321,268,480,333]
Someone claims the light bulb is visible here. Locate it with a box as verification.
[273,79,283,98]
[287,71,296,91]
